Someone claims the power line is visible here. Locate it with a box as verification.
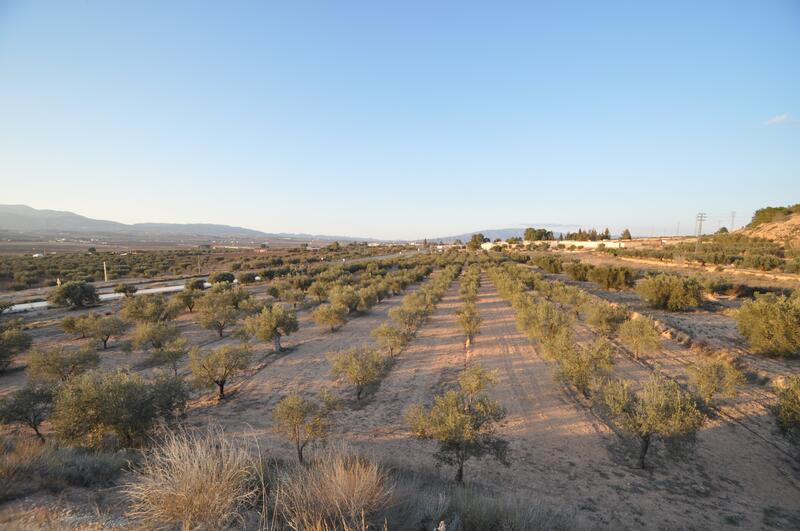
[695,212,707,252]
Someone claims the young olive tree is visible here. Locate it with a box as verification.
[195,290,241,338]
[242,304,299,352]
[636,274,704,311]
[27,347,101,384]
[189,344,250,400]
[327,345,384,400]
[272,391,338,464]
[0,384,54,442]
[456,302,482,349]
[131,322,181,351]
[89,316,128,349]
[371,322,406,356]
[736,293,800,357]
[0,319,32,373]
[406,365,508,483]
[61,313,98,339]
[598,373,705,468]
[774,376,800,446]
[556,339,614,398]
[151,338,190,377]
[312,303,347,332]
[618,316,662,359]
[687,359,745,405]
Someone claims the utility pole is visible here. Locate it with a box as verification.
[695,212,707,252]
[103,261,108,282]
[730,211,736,231]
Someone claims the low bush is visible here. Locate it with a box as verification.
[328,345,385,400]
[687,359,745,404]
[586,303,628,335]
[587,265,635,290]
[636,273,704,311]
[618,316,662,358]
[736,293,800,357]
[773,376,800,445]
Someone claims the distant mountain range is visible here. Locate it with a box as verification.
[0,205,378,243]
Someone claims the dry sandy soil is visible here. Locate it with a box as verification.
[190,275,799,529]
[3,266,800,529]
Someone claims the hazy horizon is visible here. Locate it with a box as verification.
[1,1,798,239]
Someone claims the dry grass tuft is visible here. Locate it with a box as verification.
[124,427,260,530]
[275,444,393,530]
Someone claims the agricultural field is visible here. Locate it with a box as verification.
[1,241,799,530]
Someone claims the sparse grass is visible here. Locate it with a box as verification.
[124,427,260,530]
[0,436,129,503]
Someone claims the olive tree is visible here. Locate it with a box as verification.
[0,384,54,441]
[48,281,100,309]
[774,376,800,445]
[122,294,179,323]
[61,313,98,339]
[0,319,32,373]
[456,302,482,349]
[371,322,406,356]
[27,347,100,383]
[114,284,138,298]
[687,359,745,404]
[736,293,800,357]
[556,339,614,398]
[195,290,241,338]
[89,316,128,349]
[189,344,250,400]
[272,392,338,464]
[241,304,299,352]
[406,365,508,483]
[636,274,703,311]
[150,338,190,377]
[618,316,662,359]
[131,322,181,351]
[51,370,186,448]
[173,289,200,313]
[312,303,347,332]
[327,345,384,400]
[598,373,704,468]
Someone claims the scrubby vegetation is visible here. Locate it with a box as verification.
[636,273,704,311]
[736,292,800,357]
[773,376,800,446]
[687,359,745,405]
[618,316,662,358]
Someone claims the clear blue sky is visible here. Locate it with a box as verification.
[1,1,798,240]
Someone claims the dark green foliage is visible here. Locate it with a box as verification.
[687,359,745,404]
[532,255,563,274]
[748,203,800,228]
[48,281,100,309]
[586,265,635,290]
[0,384,54,441]
[51,370,187,448]
[208,271,236,284]
[564,262,593,281]
[27,347,101,383]
[523,228,554,241]
[114,284,138,297]
[0,319,32,372]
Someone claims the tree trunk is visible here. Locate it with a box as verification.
[102,337,109,349]
[637,434,651,469]
[217,381,226,400]
[455,461,464,483]
[33,426,45,443]
[296,439,304,464]
[274,335,282,352]
[356,386,363,400]
[218,327,224,338]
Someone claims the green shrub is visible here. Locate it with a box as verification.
[687,360,745,404]
[586,303,628,335]
[51,370,187,449]
[48,281,99,309]
[556,339,613,397]
[636,273,703,311]
[736,293,800,357]
[327,345,384,400]
[773,376,800,445]
[564,262,593,281]
[618,317,662,358]
[587,265,635,290]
